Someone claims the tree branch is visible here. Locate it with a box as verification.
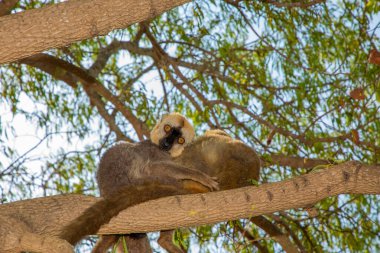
[235,223,269,253]
[2,161,377,245]
[263,154,335,169]
[268,214,308,253]
[97,161,379,234]
[261,0,325,9]
[0,0,191,64]
[19,53,149,140]
[251,216,300,253]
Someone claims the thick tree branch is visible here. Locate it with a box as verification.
[20,54,79,88]
[1,161,377,245]
[0,0,190,64]
[97,161,379,234]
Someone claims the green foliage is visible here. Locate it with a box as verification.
[0,0,379,252]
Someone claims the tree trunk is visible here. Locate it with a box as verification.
[0,0,190,64]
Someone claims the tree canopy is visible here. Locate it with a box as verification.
[0,0,379,252]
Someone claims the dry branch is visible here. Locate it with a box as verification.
[0,161,378,243]
[251,216,299,253]
[0,0,190,64]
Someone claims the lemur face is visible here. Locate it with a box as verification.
[150,112,195,157]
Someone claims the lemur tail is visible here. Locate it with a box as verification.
[59,181,190,245]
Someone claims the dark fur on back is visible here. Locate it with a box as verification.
[59,140,216,247]
[96,140,171,198]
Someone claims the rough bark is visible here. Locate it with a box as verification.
[0,0,190,64]
[0,161,378,242]
[97,161,379,234]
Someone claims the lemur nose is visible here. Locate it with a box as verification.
[172,128,181,137]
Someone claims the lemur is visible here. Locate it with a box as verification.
[59,112,218,253]
[59,115,261,253]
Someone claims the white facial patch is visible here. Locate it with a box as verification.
[150,112,195,157]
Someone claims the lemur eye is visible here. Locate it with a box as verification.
[178,137,185,144]
[164,124,172,133]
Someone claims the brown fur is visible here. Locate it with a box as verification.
[97,129,260,253]
[59,127,260,253]
[59,113,218,253]
[175,129,260,190]
[95,141,217,199]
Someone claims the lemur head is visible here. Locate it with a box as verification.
[150,112,195,157]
